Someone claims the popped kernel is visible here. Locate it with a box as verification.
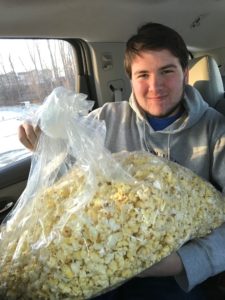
[0,151,225,300]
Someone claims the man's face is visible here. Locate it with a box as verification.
[131,49,188,117]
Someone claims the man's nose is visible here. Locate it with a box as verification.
[148,74,163,91]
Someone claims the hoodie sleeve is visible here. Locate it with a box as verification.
[175,223,225,291]
[175,130,225,292]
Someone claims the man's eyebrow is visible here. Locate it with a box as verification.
[160,64,177,70]
[133,70,148,76]
[133,64,178,76]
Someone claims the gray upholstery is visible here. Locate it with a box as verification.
[188,55,225,115]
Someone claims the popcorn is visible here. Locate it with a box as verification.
[0,151,225,299]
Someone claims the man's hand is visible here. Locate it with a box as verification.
[18,123,41,151]
[138,252,184,277]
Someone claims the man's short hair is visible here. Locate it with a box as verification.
[124,22,189,78]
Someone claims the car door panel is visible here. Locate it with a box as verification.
[0,158,30,223]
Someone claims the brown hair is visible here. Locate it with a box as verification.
[124,22,189,78]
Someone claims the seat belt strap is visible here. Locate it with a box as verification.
[109,84,123,101]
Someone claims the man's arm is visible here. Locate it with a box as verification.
[138,252,184,277]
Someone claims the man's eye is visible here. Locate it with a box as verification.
[138,73,148,79]
[162,69,173,74]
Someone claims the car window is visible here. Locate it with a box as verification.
[0,39,78,169]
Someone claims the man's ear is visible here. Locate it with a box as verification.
[130,79,134,90]
[184,68,189,84]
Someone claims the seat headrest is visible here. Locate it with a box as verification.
[188,55,225,114]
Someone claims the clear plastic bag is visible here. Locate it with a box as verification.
[0,87,225,300]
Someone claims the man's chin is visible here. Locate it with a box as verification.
[147,104,182,118]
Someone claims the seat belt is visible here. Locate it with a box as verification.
[109,84,123,101]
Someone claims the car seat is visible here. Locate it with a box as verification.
[188,55,225,115]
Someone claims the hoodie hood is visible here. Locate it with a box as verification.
[129,84,209,134]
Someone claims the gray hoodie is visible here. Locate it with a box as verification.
[89,84,225,291]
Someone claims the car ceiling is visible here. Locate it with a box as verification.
[0,0,225,51]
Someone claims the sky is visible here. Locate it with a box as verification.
[0,39,66,75]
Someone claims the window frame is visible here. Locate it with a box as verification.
[0,38,95,222]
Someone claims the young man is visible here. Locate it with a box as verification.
[19,23,225,299]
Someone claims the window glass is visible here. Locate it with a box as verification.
[0,39,77,169]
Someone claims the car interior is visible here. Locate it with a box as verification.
[188,55,225,115]
[0,0,225,298]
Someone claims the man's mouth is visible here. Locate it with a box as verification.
[147,95,168,101]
